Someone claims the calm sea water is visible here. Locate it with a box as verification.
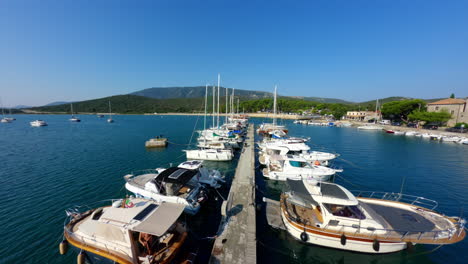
[0,115,466,264]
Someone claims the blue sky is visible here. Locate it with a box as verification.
[1,0,467,106]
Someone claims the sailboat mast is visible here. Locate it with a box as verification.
[204,84,208,131]
[217,74,220,129]
[70,103,74,117]
[273,85,277,126]
[109,101,112,117]
[225,87,228,124]
[237,98,239,114]
[231,88,235,119]
[212,86,215,128]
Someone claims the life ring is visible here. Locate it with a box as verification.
[300,231,308,242]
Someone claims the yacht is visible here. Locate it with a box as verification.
[185,148,233,161]
[278,179,466,253]
[257,86,288,135]
[262,155,341,182]
[69,103,81,122]
[124,167,208,215]
[30,120,47,127]
[259,141,338,166]
[61,198,187,263]
[107,101,114,123]
[177,160,225,188]
[0,117,11,123]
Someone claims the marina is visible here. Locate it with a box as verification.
[0,114,467,263]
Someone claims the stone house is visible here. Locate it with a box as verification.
[345,111,379,121]
[427,98,468,126]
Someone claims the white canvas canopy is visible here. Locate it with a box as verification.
[131,203,185,236]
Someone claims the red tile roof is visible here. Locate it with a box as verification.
[427,98,466,105]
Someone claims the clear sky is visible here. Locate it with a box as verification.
[1,0,467,106]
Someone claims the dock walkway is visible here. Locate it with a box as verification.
[210,124,256,264]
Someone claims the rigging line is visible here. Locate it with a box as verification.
[214,188,227,201]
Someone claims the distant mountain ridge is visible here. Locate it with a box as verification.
[131,86,272,100]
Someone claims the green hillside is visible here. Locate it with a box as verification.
[29,95,207,114]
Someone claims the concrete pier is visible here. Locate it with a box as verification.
[210,124,256,264]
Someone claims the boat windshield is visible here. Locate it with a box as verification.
[323,203,365,220]
[286,150,301,155]
[289,161,310,168]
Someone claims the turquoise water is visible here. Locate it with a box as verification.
[0,115,466,263]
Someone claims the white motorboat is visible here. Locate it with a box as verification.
[185,148,233,161]
[124,167,208,215]
[177,160,224,188]
[30,120,47,127]
[259,141,338,166]
[405,131,418,136]
[277,179,466,254]
[1,118,11,123]
[262,155,340,182]
[61,197,187,263]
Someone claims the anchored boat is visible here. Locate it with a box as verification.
[262,155,340,182]
[278,179,466,253]
[61,198,187,264]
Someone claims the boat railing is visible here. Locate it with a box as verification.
[316,216,466,243]
[350,190,439,211]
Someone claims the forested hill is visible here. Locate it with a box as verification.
[131,86,272,99]
[29,95,207,114]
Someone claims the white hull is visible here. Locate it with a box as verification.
[263,169,333,182]
[282,213,408,253]
[30,120,47,127]
[185,149,233,161]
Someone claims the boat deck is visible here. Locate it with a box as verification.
[128,174,157,188]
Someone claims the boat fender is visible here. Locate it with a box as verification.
[340,234,346,246]
[373,239,380,252]
[314,160,320,166]
[59,239,68,255]
[77,251,86,264]
[406,242,414,252]
[300,231,308,242]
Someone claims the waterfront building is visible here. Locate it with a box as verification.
[345,111,378,121]
[427,98,468,126]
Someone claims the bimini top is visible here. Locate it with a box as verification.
[309,181,358,206]
[287,179,358,206]
[77,199,185,240]
[286,179,318,206]
[153,167,198,185]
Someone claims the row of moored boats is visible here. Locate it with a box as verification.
[259,88,466,254]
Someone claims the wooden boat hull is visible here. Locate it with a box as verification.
[279,196,465,254]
